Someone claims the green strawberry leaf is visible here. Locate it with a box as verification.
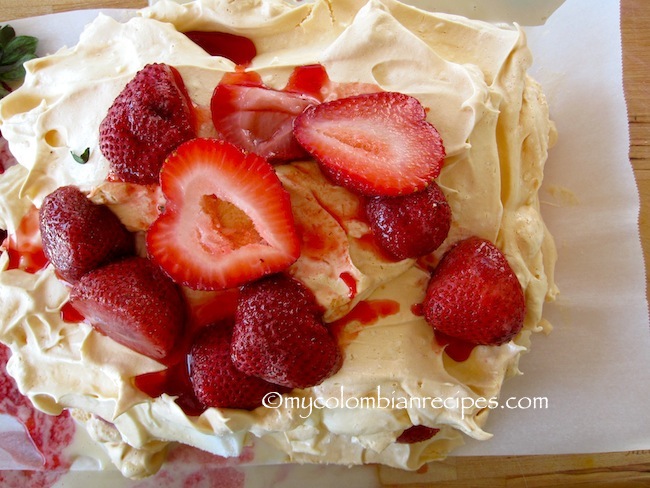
[0,24,38,97]
[2,35,38,65]
[0,25,16,48]
[71,148,91,164]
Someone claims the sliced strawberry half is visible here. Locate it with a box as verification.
[69,256,185,363]
[293,91,446,197]
[146,138,300,290]
[210,71,319,162]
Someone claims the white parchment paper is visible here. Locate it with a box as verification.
[0,0,648,473]
[457,0,650,456]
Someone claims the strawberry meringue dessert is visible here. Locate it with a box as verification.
[0,0,558,479]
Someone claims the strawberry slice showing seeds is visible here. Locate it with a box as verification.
[146,138,300,290]
[293,91,446,197]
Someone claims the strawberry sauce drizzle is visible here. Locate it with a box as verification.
[411,302,424,317]
[4,205,49,274]
[433,330,477,362]
[331,299,400,346]
[134,290,240,416]
[183,31,257,66]
[339,272,357,299]
[356,232,401,262]
[59,301,85,323]
[0,344,76,486]
[285,64,331,101]
[135,359,205,417]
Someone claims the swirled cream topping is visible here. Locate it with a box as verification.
[0,0,557,479]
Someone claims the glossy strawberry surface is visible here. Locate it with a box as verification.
[232,274,341,389]
[99,63,195,184]
[70,256,185,362]
[39,185,134,283]
[189,322,286,410]
[365,182,451,260]
[423,237,525,346]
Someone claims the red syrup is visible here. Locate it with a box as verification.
[433,330,477,363]
[135,358,205,417]
[285,64,331,101]
[4,205,49,274]
[183,31,257,66]
[220,63,379,104]
[134,290,240,416]
[356,232,401,263]
[0,344,76,486]
[339,271,357,299]
[411,302,424,317]
[59,301,84,323]
[331,299,400,346]
[286,63,381,101]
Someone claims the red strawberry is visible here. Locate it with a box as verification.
[39,185,134,283]
[146,138,300,290]
[211,71,318,162]
[99,63,195,184]
[423,237,525,346]
[396,425,440,444]
[364,182,451,260]
[69,256,185,362]
[189,322,286,410]
[183,31,257,66]
[293,91,445,197]
[231,274,341,389]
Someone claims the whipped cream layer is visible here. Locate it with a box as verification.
[0,0,557,478]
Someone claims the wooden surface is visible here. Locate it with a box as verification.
[0,0,649,485]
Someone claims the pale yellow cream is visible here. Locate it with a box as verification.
[0,0,557,478]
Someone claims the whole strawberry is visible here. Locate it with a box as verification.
[364,182,451,260]
[99,63,195,184]
[231,274,341,389]
[423,237,525,346]
[69,256,185,362]
[189,322,286,410]
[39,185,134,283]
